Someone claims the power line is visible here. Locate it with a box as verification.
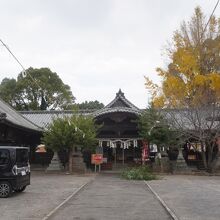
[0,39,26,72]
[0,38,42,90]
[0,38,48,108]
[200,0,220,41]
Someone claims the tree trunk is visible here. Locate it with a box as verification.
[201,151,207,170]
[68,148,73,173]
[207,148,213,172]
[200,142,207,170]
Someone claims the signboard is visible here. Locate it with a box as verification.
[91,154,103,165]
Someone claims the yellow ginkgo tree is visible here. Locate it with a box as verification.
[145,6,220,171]
[146,7,220,109]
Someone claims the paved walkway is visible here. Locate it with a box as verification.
[50,174,171,220]
[148,175,220,220]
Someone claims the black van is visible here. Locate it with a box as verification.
[0,146,30,198]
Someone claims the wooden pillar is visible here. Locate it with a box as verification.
[122,147,125,166]
[114,148,117,165]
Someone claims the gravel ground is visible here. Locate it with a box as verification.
[0,172,93,220]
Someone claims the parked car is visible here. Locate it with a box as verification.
[0,146,30,198]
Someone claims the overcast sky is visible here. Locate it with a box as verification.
[0,0,219,108]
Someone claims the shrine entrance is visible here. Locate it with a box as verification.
[97,139,142,168]
[94,89,143,169]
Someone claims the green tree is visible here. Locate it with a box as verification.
[138,107,180,150]
[42,114,98,173]
[0,67,75,110]
[74,100,104,110]
[138,107,181,172]
[0,78,18,108]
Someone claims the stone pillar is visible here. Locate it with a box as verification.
[46,152,63,171]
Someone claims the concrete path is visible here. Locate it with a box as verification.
[50,174,171,220]
[148,175,220,220]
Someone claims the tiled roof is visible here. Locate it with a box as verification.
[0,98,42,132]
[20,90,218,133]
[94,89,141,117]
[21,110,94,128]
[93,107,141,117]
[20,90,142,128]
[161,108,220,131]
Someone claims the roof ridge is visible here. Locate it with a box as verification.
[105,90,139,110]
[19,109,97,114]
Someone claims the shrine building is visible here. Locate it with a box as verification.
[0,89,145,167]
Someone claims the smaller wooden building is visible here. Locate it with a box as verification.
[0,98,42,162]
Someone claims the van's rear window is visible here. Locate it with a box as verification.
[0,150,10,165]
[16,149,29,165]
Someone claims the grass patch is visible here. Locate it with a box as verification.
[121,166,157,181]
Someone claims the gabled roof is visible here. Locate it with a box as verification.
[0,98,42,132]
[94,89,141,117]
[105,89,139,110]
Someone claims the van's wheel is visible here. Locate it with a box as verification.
[15,186,26,193]
[0,181,12,198]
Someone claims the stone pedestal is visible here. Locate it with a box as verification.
[160,157,170,173]
[72,151,86,173]
[46,152,63,171]
[173,149,191,174]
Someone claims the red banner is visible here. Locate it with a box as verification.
[142,141,149,161]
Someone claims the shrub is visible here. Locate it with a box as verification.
[121,166,157,181]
